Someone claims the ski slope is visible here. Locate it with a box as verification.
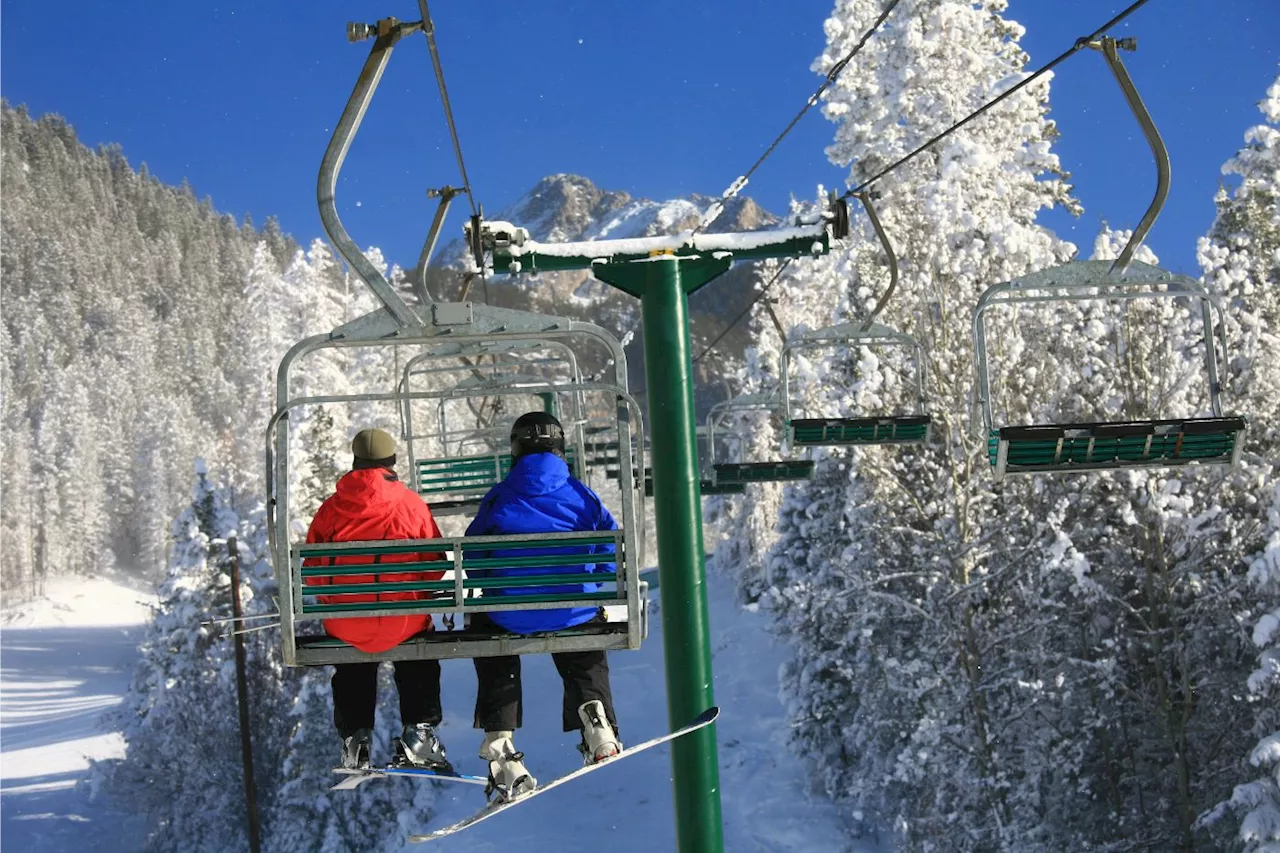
[0,575,156,852]
[420,569,870,852]
[0,571,872,852]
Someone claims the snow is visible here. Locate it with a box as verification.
[1,575,156,851]
[0,572,869,852]
[505,222,829,262]
[411,566,868,851]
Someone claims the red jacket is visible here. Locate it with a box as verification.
[303,468,444,653]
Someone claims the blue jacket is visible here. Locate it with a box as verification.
[466,452,617,634]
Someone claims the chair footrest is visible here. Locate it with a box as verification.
[789,415,931,446]
[991,416,1246,477]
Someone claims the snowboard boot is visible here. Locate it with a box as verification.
[479,730,537,803]
[341,727,372,770]
[576,700,622,765]
[394,722,454,773]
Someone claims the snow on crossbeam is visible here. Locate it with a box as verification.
[475,219,837,274]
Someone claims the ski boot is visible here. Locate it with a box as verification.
[577,700,622,765]
[394,722,454,773]
[479,731,537,803]
[341,727,372,771]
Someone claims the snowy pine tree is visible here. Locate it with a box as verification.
[1195,73,1280,853]
[104,461,284,851]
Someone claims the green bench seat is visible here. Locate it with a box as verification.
[711,460,815,485]
[286,529,640,663]
[989,416,1246,479]
[789,415,931,446]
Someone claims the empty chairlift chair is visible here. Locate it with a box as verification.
[704,388,813,488]
[971,35,1246,481]
[780,322,932,447]
[972,260,1246,480]
[777,191,931,450]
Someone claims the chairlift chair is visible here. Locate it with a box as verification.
[268,19,649,664]
[268,311,649,664]
[973,261,1246,480]
[704,388,814,487]
[971,37,1246,481]
[402,359,592,506]
[778,191,932,450]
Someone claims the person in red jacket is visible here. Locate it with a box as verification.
[304,428,451,772]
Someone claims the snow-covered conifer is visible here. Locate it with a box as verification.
[1195,73,1280,853]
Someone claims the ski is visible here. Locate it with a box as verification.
[407,705,720,843]
[331,763,489,791]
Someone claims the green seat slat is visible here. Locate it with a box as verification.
[462,553,609,571]
[464,572,615,589]
[305,599,458,614]
[303,573,613,597]
[789,416,931,445]
[463,591,617,607]
[300,544,450,558]
[304,580,452,595]
[301,560,446,577]
[459,535,616,551]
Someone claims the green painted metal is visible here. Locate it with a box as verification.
[712,460,815,485]
[305,591,618,615]
[989,417,1246,474]
[594,255,724,853]
[788,415,932,446]
[491,234,827,283]
[417,448,580,495]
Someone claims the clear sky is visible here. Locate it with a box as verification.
[3,1,1277,277]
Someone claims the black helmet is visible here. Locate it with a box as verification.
[510,411,566,460]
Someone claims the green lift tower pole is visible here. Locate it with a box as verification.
[595,253,730,852]
[481,205,846,853]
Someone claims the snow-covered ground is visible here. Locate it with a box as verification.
[0,571,872,852]
[420,571,869,852]
[1,575,156,852]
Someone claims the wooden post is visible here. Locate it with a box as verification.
[227,535,262,853]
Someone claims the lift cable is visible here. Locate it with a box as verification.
[692,259,794,365]
[693,0,1154,363]
[692,0,904,235]
[841,0,1152,199]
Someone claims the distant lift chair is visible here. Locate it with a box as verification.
[780,192,932,448]
[704,387,814,488]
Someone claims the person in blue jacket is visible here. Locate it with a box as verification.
[466,411,622,801]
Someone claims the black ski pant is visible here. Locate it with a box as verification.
[471,617,617,735]
[332,659,442,738]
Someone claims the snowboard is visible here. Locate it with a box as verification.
[331,763,490,791]
[406,705,720,843]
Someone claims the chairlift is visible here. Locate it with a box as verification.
[267,21,649,665]
[971,37,1246,480]
[704,388,814,487]
[400,353,592,507]
[779,192,932,448]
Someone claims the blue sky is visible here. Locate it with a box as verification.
[3,1,1277,277]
